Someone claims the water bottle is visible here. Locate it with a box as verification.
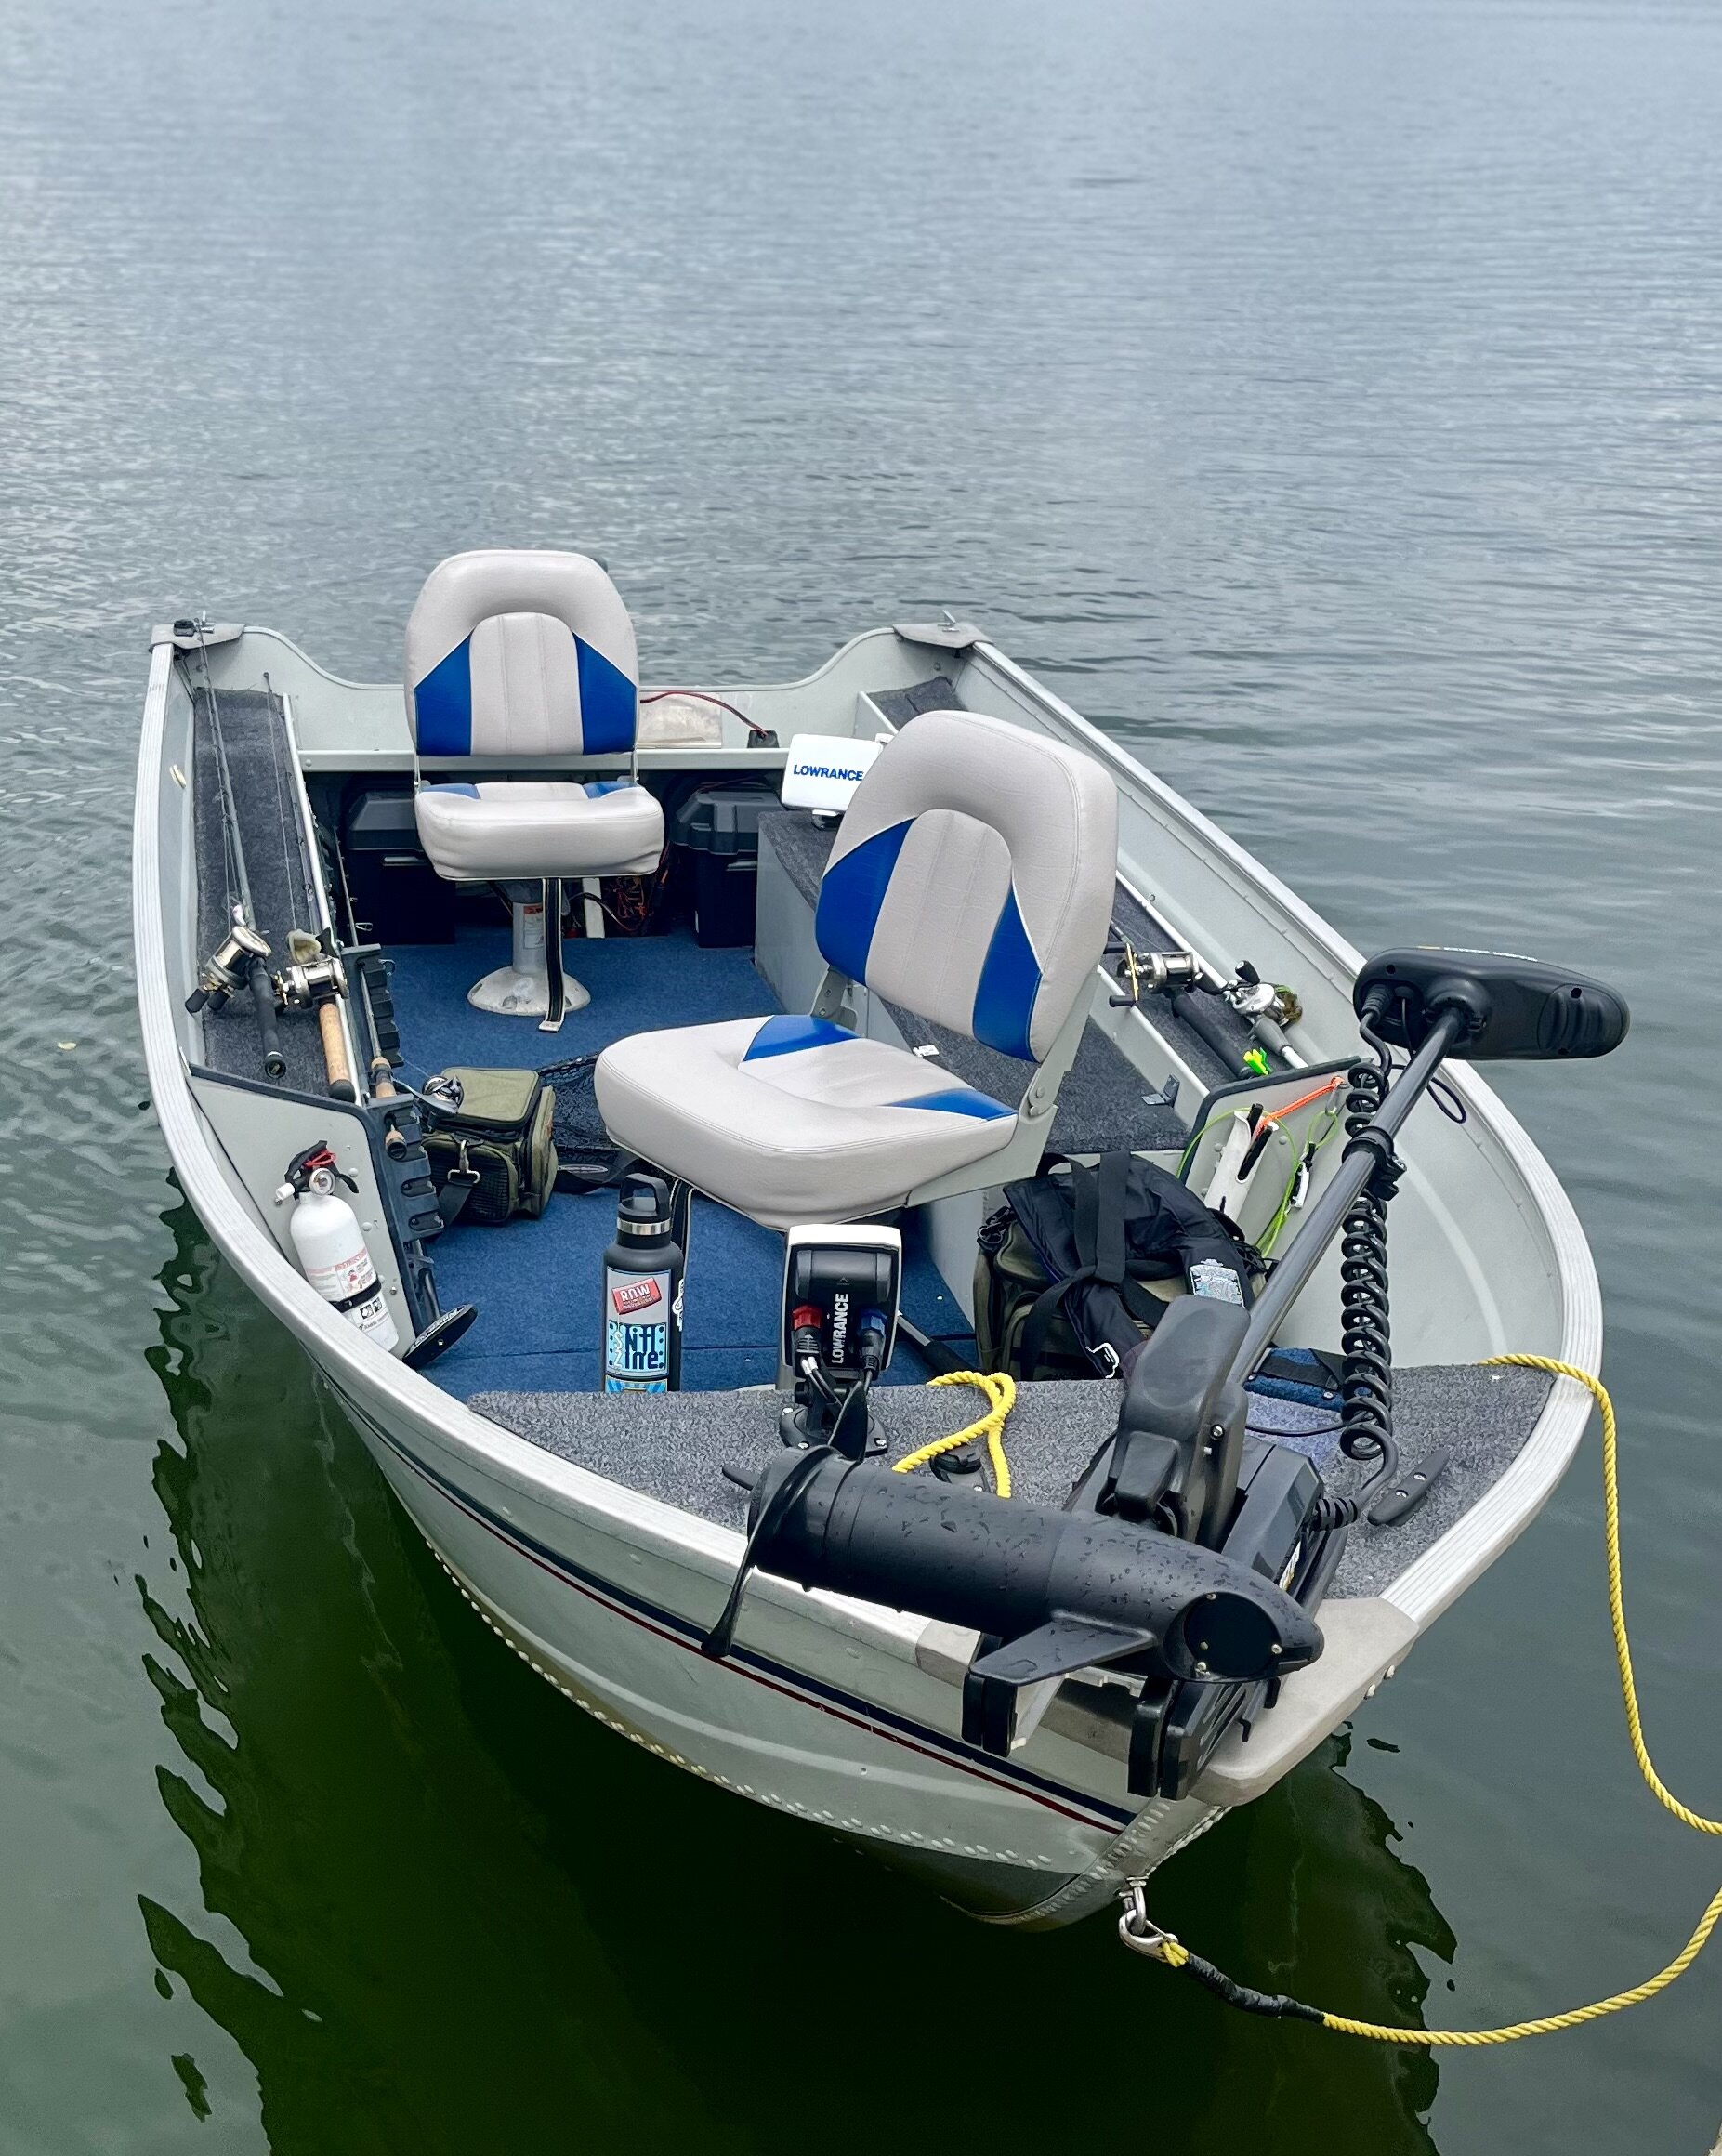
[602,1175,683,1391]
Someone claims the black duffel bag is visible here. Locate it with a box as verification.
[975,1150,1261,1381]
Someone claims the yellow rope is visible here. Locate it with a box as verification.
[894,1371,1016,1497]
[1485,1356,1720,1840]
[1141,1354,1722,2045]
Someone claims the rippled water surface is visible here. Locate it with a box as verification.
[4,0,1721,2148]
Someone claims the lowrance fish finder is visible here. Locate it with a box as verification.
[779,1224,901,1454]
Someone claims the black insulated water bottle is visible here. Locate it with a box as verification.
[602,1175,684,1392]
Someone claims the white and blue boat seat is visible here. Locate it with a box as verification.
[404,550,665,1027]
[595,710,1117,1228]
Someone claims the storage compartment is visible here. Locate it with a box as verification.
[670,782,781,948]
[343,788,457,944]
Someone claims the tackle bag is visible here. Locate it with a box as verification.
[421,1068,559,1225]
[975,1150,1261,1381]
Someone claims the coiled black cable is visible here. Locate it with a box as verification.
[1335,1057,1403,1513]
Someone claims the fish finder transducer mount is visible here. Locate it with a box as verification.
[779,1224,901,1458]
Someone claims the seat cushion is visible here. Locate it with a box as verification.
[414,781,664,882]
[594,1013,1019,1229]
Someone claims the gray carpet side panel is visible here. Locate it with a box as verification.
[869,677,966,728]
[757,808,834,910]
[191,689,331,1096]
[469,1361,1553,1600]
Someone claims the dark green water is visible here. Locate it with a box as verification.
[4,0,1720,2147]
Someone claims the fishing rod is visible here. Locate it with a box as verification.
[314,780,403,1108]
[182,623,285,1081]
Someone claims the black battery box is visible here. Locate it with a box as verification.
[343,788,457,944]
[670,782,782,948]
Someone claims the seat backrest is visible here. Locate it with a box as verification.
[404,550,638,758]
[814,710,1118,1063]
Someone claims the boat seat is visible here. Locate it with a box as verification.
[404,550,665,1028]
[596,710,1117,1229]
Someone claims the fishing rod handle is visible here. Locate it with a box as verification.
[318,998,357,1101]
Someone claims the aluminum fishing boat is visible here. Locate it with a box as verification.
[132,550,1619,1928]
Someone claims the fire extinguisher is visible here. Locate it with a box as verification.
[274,1141,401,1354]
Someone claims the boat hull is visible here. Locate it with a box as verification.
[310,1354,1216,1924]
[135,616,1604,1929]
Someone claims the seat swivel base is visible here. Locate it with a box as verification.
[467,884,589,1031]
[467,962,591,1022]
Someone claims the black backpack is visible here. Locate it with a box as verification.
[975,1151,1261,1381]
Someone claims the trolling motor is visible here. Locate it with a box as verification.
[703,944,1630,1797]
[778,1224,901,1457]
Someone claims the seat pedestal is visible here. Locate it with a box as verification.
[468,883,589,1030]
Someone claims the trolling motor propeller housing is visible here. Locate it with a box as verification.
[1355,949,1630,1062]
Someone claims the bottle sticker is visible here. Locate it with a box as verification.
[605,1268,672,1391]
[611,1275,664,1318]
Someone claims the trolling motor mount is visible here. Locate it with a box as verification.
[732,1444,1325,1765]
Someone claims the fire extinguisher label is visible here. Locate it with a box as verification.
[308,1253,375,1301]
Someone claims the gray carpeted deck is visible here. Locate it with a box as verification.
[471,1361,1551,1602]
[191,687,331,1096]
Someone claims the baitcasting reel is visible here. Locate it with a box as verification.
[1110,940,1205,1006]
[273,940,348,1013]
[186,921,271,1016]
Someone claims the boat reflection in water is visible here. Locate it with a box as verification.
[136,1196,1448,2152]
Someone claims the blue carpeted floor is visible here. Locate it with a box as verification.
[388,922,978,1398]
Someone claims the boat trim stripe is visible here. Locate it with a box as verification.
[344,1394,1134,1831]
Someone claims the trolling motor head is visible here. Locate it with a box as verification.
[185,921,271,1016]
[1355,949,1630,1062]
